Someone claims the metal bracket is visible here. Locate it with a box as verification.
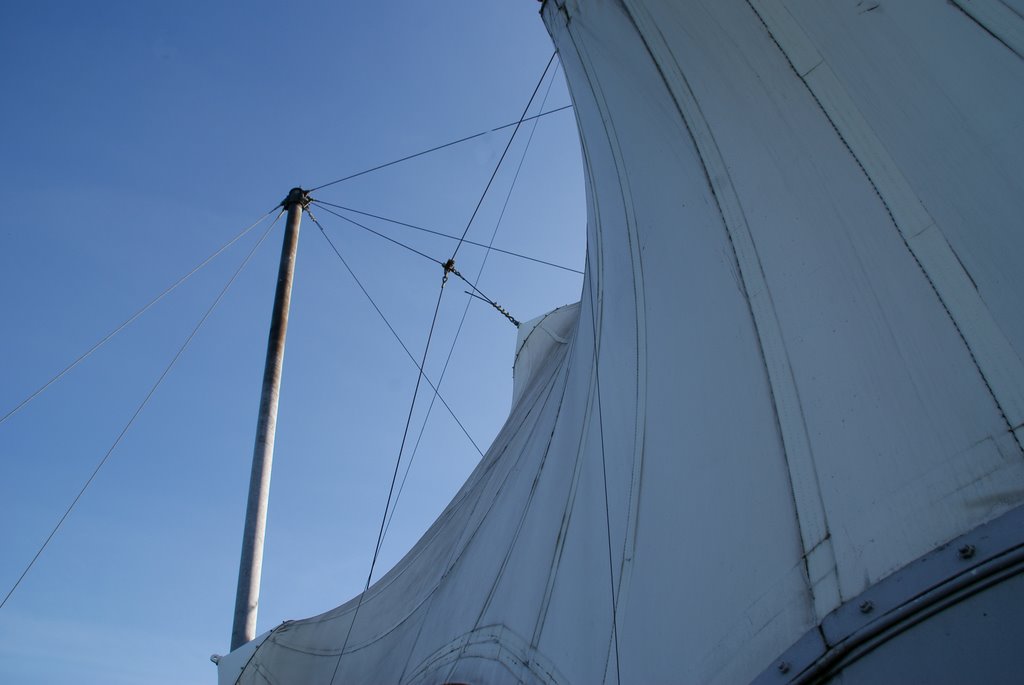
[280,187,311,209]
[751,503,1024,683]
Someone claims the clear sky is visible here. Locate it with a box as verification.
[0,2,585,682]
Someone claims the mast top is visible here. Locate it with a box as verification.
[280,187,310,209]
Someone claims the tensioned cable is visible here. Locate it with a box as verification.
[308,104,573,193]
[329,275,449,685]
[584,246,622,685]
[447,268,520,327]
[370,282,446,581]
[328,56,559,679]
[307,212,483,457]
[0,209,284,612]
[311,199,582,275]
[0,207,279,429]
[438,347,579,685]
[450,52,557,261]
[312,202,520,329]
[381,61,563,542]
[310,202,443,267]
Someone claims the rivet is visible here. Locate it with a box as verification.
[958,544,976,560]
[777,661,791,674]
[859,600,874,613]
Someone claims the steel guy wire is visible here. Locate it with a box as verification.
[381,60,561,543]
[307,210,483,457]
[0,207,280,428]
[311,202,522,330]
[309,201,443,267]
[434,60,565,681]
[0,208,284,612]
[311,199,583,275]
[450,51,558,262]
[308,104,573,192]
[448,269,521,327]
[328,55,559,676]
[330,272,449,685]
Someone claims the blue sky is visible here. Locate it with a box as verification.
[0,2,585,682]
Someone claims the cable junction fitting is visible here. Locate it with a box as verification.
[442,258,457,285]
[280,187,312,210]
[460,285,521,328]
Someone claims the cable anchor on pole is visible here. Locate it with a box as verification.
[280,187,311,210]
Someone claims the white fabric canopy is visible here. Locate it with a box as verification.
[222,1,1024,682]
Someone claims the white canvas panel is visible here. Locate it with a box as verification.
[225,2,1024,683]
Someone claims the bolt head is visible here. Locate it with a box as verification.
[777,661,791,674]
[859,600,874,613]
[958,544,976,559]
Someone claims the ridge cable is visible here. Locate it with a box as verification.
[584,245,622,685]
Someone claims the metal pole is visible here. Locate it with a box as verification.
[231,187,308,651]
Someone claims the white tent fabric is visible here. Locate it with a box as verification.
[222,1,1024,682]
[511,303,579,407]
